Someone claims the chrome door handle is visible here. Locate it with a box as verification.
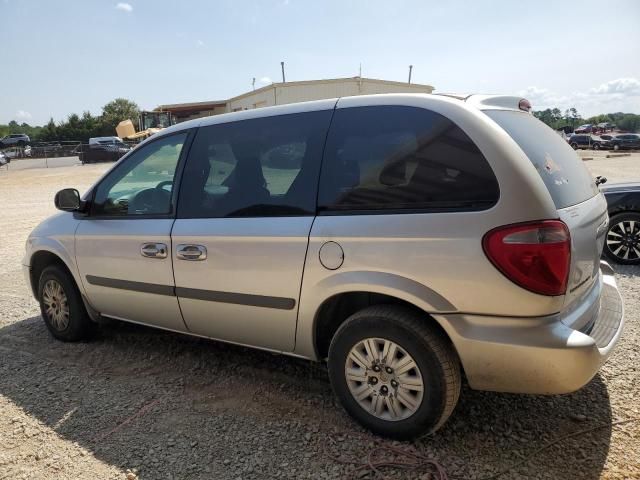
[141,242,168,259]
[176,244,207,261]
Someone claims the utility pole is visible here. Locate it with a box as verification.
[408,65,413,84]
[252,77,256,90]
[281,61,286,83]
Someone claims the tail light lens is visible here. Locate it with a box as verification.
[483,220,571,296]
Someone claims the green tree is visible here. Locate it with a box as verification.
[101,98,140,133]
[616,114,640,133]
[39,118,58,142]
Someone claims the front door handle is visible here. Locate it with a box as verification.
[176,244,207,261]
[141,242,168,259]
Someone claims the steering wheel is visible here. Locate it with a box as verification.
[129,186,171,214]
[156,180,173,193]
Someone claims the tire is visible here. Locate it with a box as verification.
[603,212,640,265]
[613,144,620,151]
[593,143,600,150]
[328,305,461,440]
[570,142,579,150]
[37,265,93,341]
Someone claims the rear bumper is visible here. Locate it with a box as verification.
[435,261,624,394]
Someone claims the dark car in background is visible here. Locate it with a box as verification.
[602,181,640,264]
[568,134,609,150]
[609,134,640,151]
[80,136,132,164]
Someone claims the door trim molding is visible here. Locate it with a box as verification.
[175,286,296,310]
[86,275,175,296]
[85,275,296,310]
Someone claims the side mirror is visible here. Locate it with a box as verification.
[54,188,82,212]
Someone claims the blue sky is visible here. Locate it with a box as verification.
[1,0,639,125]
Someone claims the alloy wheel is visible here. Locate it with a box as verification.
[607,220,640,261]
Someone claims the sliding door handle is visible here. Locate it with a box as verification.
[176,244,207,261]
[141,243,168,259]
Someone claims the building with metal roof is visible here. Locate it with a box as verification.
[155,77,435,123]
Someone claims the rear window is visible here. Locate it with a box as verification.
[486,110,598,209]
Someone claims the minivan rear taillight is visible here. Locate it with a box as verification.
[482,220,571,296]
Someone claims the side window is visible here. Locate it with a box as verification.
[178,110,332,218]
[318,106,500,212]
[92,132,188,216]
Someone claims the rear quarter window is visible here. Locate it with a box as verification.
[318,106,500,212]
[486,110,598,209]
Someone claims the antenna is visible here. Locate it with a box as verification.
[281,61,286,83]
[408,65,413,84]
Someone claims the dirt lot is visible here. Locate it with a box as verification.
[0,157,639,480]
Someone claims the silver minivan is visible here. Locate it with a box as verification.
[23,94,624,439]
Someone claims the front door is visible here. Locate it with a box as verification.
[171,108,333,351]
[75,131,190,331]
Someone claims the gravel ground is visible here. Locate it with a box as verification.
[0,158,639,480]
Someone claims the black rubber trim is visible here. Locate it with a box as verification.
[86,275,175,296]
[175,287,296,310]
[85,275,296,310]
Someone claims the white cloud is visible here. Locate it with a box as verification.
[259,77,272,84]
[115,2,133,12]
[196,39,204,47]
[590,78,640,96]
[518,86,569,109]
[15,110,32,121]
[519,77,640,116]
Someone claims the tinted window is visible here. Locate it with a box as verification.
[92,132,188,216]
[487,110,598,209]
[317,106,499,212]
[178,110,332,218]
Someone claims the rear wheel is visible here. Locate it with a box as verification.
[38,265,93,341]
[603,212,640,265]
[613,144,620,151]
[593,143,601,150]
[328,305,461,439]
[571,142,579,149]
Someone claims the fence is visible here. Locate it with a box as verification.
[1,140,133,164]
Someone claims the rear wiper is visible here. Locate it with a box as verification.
[595,176,607,186]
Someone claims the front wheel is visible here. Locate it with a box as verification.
[38,265,94,341]
[593,143,600,150]
[613,144,620,151]
[328,305,461,440]
[603,212,640,265]
[571,142,579,150]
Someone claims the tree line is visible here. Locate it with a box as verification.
[533,107,640,132]
[0,98,140,143]
[2,99,639,143]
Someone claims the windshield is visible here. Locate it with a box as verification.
[486,110,598,209]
